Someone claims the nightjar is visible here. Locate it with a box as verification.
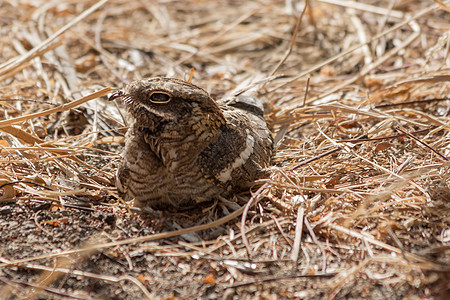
[110,77,272,209]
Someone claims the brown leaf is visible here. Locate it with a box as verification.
[0,139,9,147]
[374,142,393,152]
[0,180,16,201]
[203,274,216,284]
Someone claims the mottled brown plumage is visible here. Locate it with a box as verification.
[110,77,272,209]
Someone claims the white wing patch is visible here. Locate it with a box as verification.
[217,131,255,183]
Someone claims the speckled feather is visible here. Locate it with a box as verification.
[112,77,273,209]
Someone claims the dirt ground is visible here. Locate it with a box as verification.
[0,0,449,299]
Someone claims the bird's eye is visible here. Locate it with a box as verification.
[149,92,172,104]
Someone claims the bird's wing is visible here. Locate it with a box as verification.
[199,96,273,189]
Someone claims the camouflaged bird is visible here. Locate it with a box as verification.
[110,77,272,209]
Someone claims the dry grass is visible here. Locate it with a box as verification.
[0,0,449,299]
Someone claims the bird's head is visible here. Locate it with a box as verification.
[110,78,225,135]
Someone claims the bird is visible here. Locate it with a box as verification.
[109,77,273,210]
